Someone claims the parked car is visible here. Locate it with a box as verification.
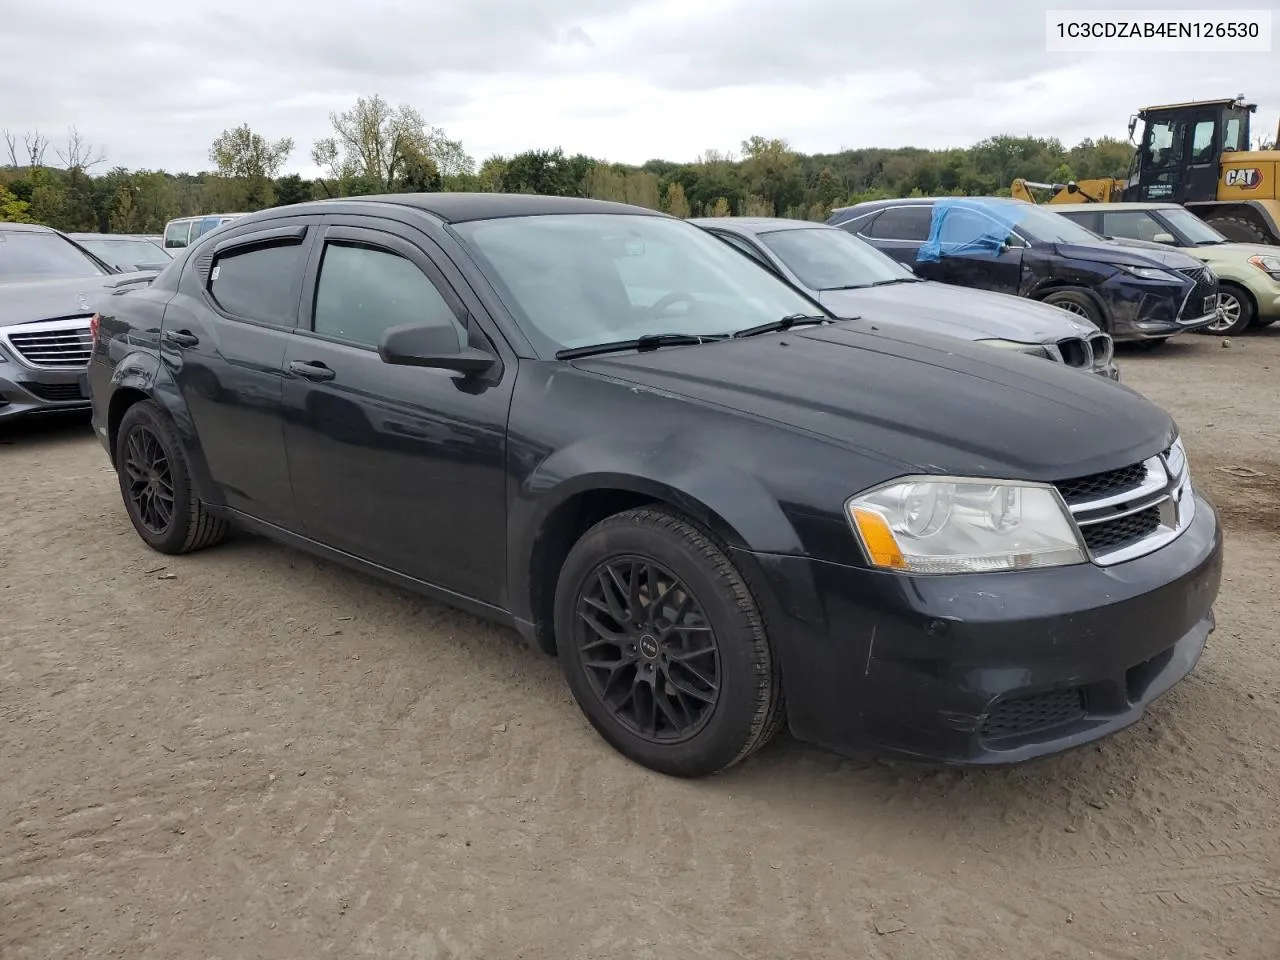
[70,232,173,273]
[162,213,246,251]
[89,194,1221,777]
[692,216,1118,379]
[1050,201,1280,336]
[828,197,1220,347]
[0,222,154,423]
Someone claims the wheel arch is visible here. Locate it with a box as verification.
[1027,281,1112,330]
[514,469,800,657]
[104,352,218,502]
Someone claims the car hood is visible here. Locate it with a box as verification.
[1179,241,1279,265]
[0,273,156,328]
[817,280,1097,343]
[573,322,1172,481]
[1054,239,1202,271]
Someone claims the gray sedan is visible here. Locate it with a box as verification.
[691,217,1118,379]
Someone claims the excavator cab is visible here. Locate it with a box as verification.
[1122,97,1255,204]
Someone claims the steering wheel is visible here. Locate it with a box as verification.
[644,291,696,319]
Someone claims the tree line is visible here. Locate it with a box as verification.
[1,94,1137,234]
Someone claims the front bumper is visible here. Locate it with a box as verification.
[738,489,1223,765]
[0,361,91,422]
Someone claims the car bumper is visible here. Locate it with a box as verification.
[737,488,1223,765]
[0,363,91,422]
[1124,310,1219,340]
[1252,286,1280,320]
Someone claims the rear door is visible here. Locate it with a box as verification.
[859,205,934,271]
[163,217,321,527]
[281,216,514,603]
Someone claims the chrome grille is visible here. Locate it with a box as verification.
[4,318,94,369]
[1054,438,1194,566]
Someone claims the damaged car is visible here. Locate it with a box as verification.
[828,196,1220,347]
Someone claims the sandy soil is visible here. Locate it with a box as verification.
[2,328,1279,960]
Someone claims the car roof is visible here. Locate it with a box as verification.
[1050,202,1183,213]
[70,232,152,240]
[688,216,835,235]
[232,193,670,227]
[0,222,56,234]
[831,195,1034,216]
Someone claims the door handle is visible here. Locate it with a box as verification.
[288,360,336,382]
[163,329,199,348]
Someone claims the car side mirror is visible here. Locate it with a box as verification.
[1151,232,1177,245]
[378,322,496,375]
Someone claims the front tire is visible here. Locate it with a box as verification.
[115,400,228,555]
[554,507,785,777]
[1201,283,1255,336]
[1040,288,1105,330]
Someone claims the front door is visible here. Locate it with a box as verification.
[923,205,1026,295]
[281,219,514,605]
[163,220,320,527]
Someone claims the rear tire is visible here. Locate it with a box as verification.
[1204,215,1276,245]
[1200,282,1255,336]
[115,400,228,555]
[554,507,785,778]
[1040,288,1105,330]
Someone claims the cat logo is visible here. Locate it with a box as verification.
[1224,168,1263,190]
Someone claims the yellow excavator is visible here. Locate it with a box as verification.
[1011,96,1280,244]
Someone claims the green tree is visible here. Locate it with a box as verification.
[707,197,732,217]
[209,123,294,209]
[741,194,774,217]
[741,136,802,214]
[0,184,32,222]
[312,95,472,196]
[664,182,691,218]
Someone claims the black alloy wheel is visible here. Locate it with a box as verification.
[122,424,175,535]
[114,400,229,554]
[555,507,785,778]
[575,556,721,744]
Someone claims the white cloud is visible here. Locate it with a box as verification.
[0,0,1276,175]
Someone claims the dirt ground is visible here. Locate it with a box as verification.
[3,329,1279,960]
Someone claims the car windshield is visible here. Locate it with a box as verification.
[453,213,827,355]
[0,231,109,280]
[78,238,171,266]
[1160,207,1229,245]
[1001,204,1105,244]
[756,226,917,290]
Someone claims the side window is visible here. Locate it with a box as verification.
[164,220,190,249]
[1059,211,1101,234]
[208,240,306,324]
[1145,120,1184,169]
[714,232,776,271]
[1223,116,1244,152]
[1100,211,1165,243]
[312,242,465,349]
[1190,120,1215,162]
[867,207,933,241]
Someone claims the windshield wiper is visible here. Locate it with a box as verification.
[732,313,833,339]
[869,277,919,286]
[555,332,729,360]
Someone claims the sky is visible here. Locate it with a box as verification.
[1,0,1277,176]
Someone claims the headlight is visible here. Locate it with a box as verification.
[846,477,1086,574]
[975,339,1053,360]
[1248,254,1280,279]
[1117,264,1181,282]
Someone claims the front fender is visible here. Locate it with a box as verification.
[506,433,809,627]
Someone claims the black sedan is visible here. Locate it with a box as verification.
[828,196,1220,345]
[88,194,1221,776]
[692,216,1117,378]
[0,222,154,423]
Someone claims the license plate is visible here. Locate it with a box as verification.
[1204,295,1218,314]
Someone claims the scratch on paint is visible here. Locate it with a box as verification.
[863,625,877,677]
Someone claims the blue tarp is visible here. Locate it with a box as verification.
[917,198,1023,263]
